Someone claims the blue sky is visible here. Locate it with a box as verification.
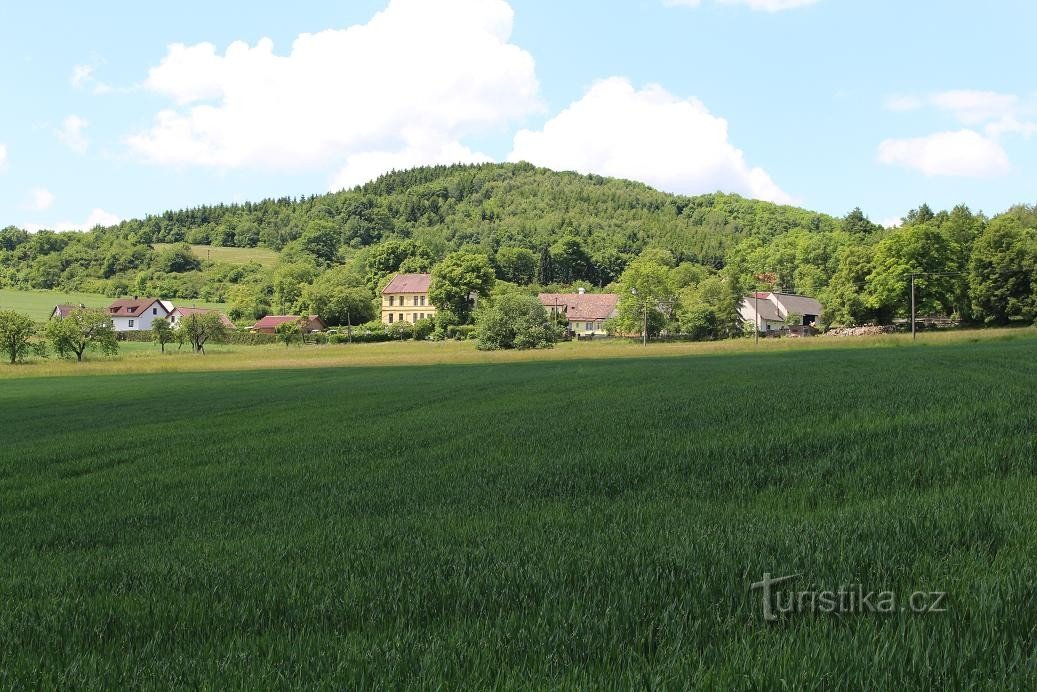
[2,0,1036,231]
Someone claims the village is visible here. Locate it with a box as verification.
[47,272,826,343]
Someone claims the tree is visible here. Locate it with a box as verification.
[0,311,37,364]
[866,224,959,319]
[175,312,227,354]
[272,262,316,314]
[275,319,301,348]
[550,237,593,284]
[537,245,554,285]
[46,308,117,362]
[968,217,1036,324]
[475,293,554,350]
[611,258,676,337]
[297,271,376,327]
[495,246,537,285]
[151,317,174,353]
[297,222,340,263]
[428,252,496,321]
[153,242,201,273]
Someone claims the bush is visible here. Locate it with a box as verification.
[474,293,554,350]
[412,317,435,341]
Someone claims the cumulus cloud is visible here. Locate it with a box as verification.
[665,0,819,12]
[0,143,7,172]
[508,77,790,203]
[877,130,1010,178]
[886,89,1037,138]
[57,115,89,153]
[24,208,121,233]
[25,187,56,212]
[128,0,540,189]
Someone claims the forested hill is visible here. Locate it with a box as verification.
[2,161,1034,329]
[40,162,842,267]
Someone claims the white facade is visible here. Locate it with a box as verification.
[109,300,171,332]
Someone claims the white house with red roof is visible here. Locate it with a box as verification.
[381,273,437,325]
[106,298,171,332]
[538,288,619,336]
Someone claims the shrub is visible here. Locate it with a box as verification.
[474,293,554,350]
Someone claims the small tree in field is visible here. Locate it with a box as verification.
[46,308,117,362]
[175,312,227,354]
[0,310,37,364]
[152,317,173,353]
[475,293,555,351]
[275,319,301,348]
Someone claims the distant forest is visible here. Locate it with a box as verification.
[1,162,1035,330]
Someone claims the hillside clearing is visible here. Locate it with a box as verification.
[152,243,280,266]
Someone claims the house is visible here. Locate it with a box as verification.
[106,297,172,332]
[50,304,83,319]
[738,292,823,334]
[252,315,327,334]
[538,288,619,336]
[381,273,437,325]
[169,306,235,329]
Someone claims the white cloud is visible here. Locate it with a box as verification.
[25,187,56,212]
[71,64,94,89]
[0,143,7,172]
[56,115,89,153]
[886,89,1037,138]
[508,77,790,203]
[665,0,819,12]
[879,216,902,229]
[877,130,1010,178]
[128,0,540,188]
[24,208,121,233]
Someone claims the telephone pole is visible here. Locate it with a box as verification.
[910,274,916,341]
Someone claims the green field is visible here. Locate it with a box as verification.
[0,288,228,320]
[152,243,280,266]
[2,337,1036,687]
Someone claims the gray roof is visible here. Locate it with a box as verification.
[740,298,783,322]
[772,293,823,317]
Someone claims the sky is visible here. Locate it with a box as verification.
[2,0,1036,231]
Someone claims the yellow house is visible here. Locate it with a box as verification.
[381,273,437,325]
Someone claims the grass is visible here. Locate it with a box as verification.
[152,243,280,266]
[0,325,1032,379]
[0,287,228,320]
[1,334,1036,687]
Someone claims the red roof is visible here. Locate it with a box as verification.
[108,298,166,316]
[382,273,431,294]
[754,292,772,299]
[538,293,620,321]
[252,315,326,330]
[173,307,235,328]
[53,304,80,318]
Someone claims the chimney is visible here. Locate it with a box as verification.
[577,287,586,295]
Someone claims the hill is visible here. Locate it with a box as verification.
[1,162,1034,328]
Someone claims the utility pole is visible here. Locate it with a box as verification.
[910,274,916,341]
[643,300,648,347]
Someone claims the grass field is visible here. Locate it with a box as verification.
[152,243,280,266]
[2,334,1036,687]
[0,288,228,320]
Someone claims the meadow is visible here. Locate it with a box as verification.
[0,288,228,320]
[1,334,1036,687]
[151,243,280,266]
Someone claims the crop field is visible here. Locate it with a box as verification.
[152,243,280,266]
[1,336,1036,687]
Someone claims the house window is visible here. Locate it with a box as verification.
[128,319,135,328]
[420,296,426,306]
[389,296,395,307]
[153,308,157,315]
[398,313,403,322]
[388,313,394,323]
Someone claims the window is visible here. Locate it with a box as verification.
[153,308,157,315]
[388,313,394,323]
[419,296,426,306]
[389,296,395,307]
[128,319,135,328]
[398,313,403,322]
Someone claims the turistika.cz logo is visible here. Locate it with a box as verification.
[749,573,948,621]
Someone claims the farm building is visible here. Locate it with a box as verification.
[381,273,437,325]
[738,292,823,334]
[106,298,173,332]
[252,315,327,334]
[538,289,619,336]
[50,304,83,320]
